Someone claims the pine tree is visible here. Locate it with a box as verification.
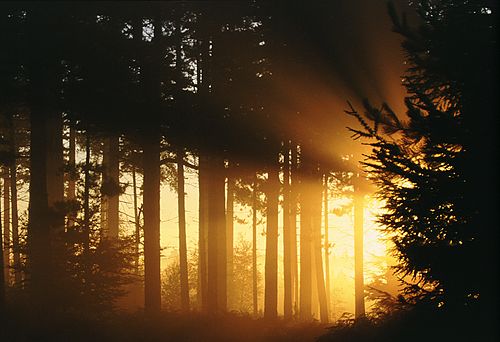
[347,1,498,315]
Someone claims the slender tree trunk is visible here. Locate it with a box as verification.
[290,143,299,316]
[252,173,258,316]
[177,148,189,311]
[0,179,4,311]
[311,243,319,318]
[216,161,227,312]
[264,163,279,319]
[67,125,76,229]
[101,136,120,238]
[3,173,10,284]
[226,166,234,310]
[313,173,328,323]
[173,13,189,311]
[354,175,365,318]
[83,132,91,256]
[100,142,108,237]
[45,112,64,300]
[46,111,64,206]
[132,166,140,273]
[102,136,120,239]
[198,155,208,311]
[207,156,226,313]
[207,160,218,313]
[10,163,20,286]
[46,111,64,236]
[8,114,21,286]
[142,16,163,315]
[28,107,51,311]
[323,173,331,316]
[299,149,312,320]
[283,143,293,319]
[143,131,161,315]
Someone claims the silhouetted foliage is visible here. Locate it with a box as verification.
[161,250,199,311]
[1,0,496,340]
[347,0,497,320]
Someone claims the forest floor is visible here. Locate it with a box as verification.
[3,305,495,341]
[1,310,330,342]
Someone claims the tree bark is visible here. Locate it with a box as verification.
[0,178,5,311]
[67,125,76,229]
[283,143,293,319]
[8,114,21,286]
[207,156,226,313]
[226,166,235,310]
[252,173,258,316]
[142,16,162,315]
[83,132,91,256]
[313,172,328,323]
[143,131,161,315]
[290,143,299,316]
[10,163,20,286]
[28,107,51,311]
[198,155,208,311]
[177,148,189,311]
[264,164,279,319]
[354,175,365,318]
[299,149,312,320]
[215,160,227,312]
[323,173,331,315]
[3,173,10,285]
[102,135,120,239]
[46,111,64,236]
[132,166,140,274]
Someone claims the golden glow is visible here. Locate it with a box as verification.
[117,170,398,320]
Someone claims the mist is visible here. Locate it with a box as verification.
[0,1,497,341]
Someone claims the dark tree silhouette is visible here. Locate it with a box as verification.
[0,177,4,311]
[347,0,498,328]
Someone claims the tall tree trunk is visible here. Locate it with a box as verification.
[177,148,189,311]
[143,131,161,315]
[290,143,299,316]
[354,175,365,318]
[142,15,163,315]
[67,125,76,229]
[311,242,319,318]
[0,179,4,311]
[3,172,10,284]
[100,141,108,238]
[252,173,258,317]
[283,143,293,319]
[8,114,21,286]
[198,155,208,311]
[45,112,64,301]
[28,108,51,311]
[102,136,120,239]
[10,163,20,286]
[323,173,331,315]
[207,164,217,314]
[132,166,140,274]
[313,172,328,323]
[83,132,91,256]
[46,111,64,236]
[264,163,279,319]
[226,166,234,310]
[207,156,226,313]
[174,13,189,312]
[299,148,312,320]
[216,161,227,312]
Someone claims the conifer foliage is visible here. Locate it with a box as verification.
[347,0,497,311]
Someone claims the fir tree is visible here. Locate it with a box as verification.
[347,0,497,313]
